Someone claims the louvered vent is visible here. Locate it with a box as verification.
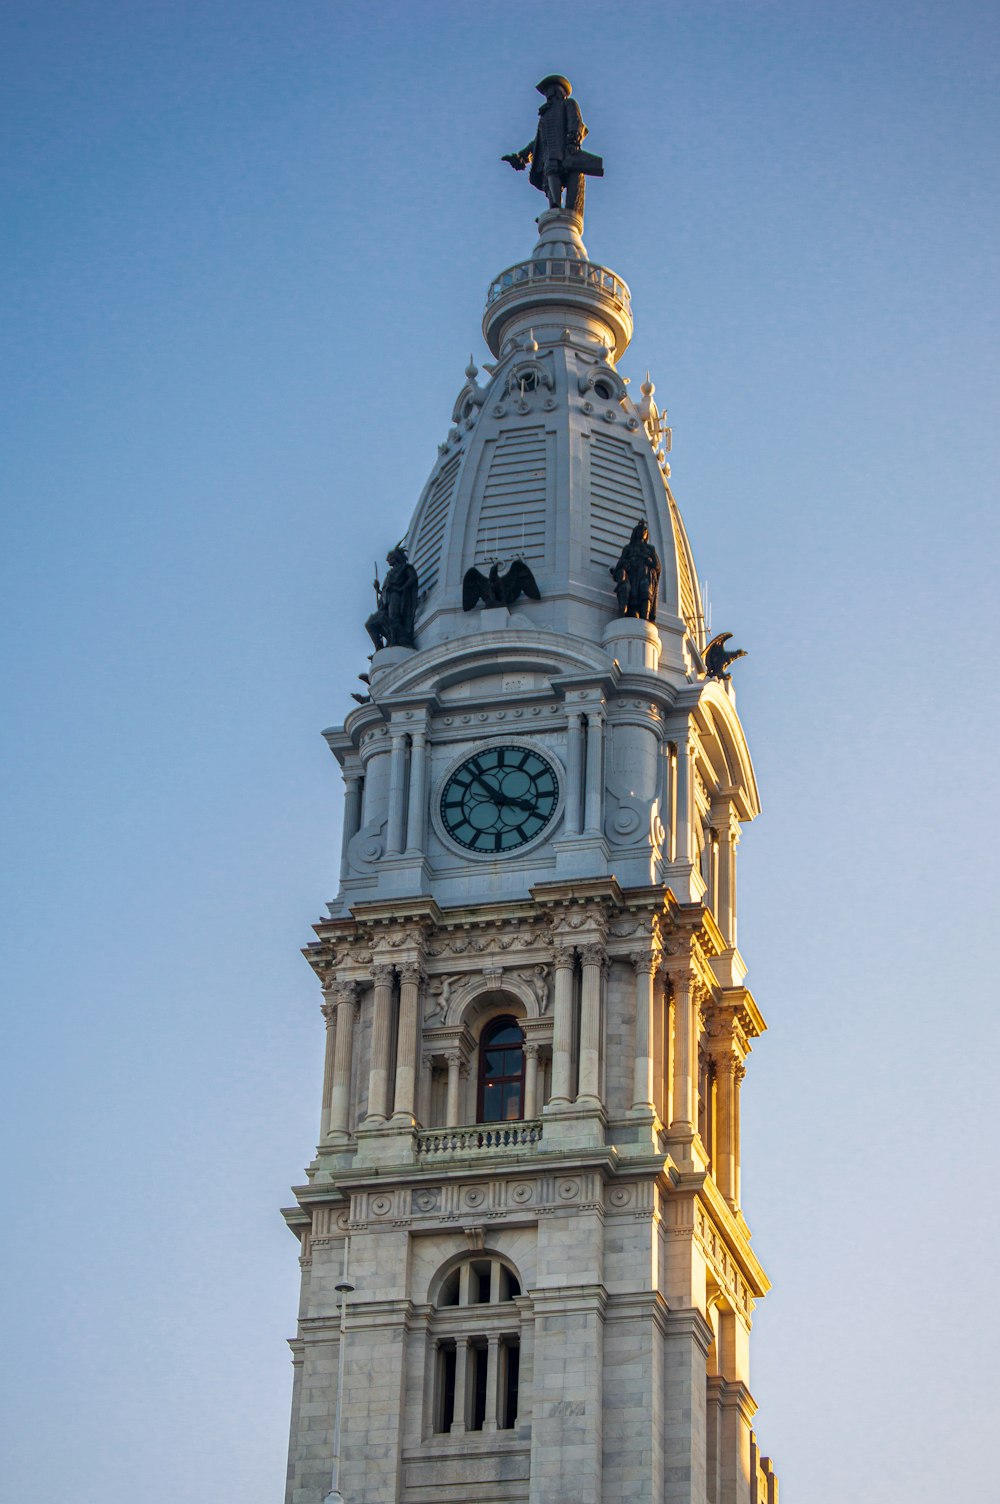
[589,432,648,566]
[411,453,461,591]
[667,489,701,638]
[474,427,547,561]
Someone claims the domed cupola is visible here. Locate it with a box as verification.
[404,207,706,680]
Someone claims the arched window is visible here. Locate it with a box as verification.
[478,1016,525,1123]
[430,1255,523,1436]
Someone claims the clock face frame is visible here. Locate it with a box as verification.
[436,742,562,858]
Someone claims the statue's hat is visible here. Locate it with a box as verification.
[536,74,572,96]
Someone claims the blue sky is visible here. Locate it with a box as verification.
[2,3,997,1501]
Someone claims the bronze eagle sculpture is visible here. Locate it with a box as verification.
[704,632,748,681]
[462,559,541,612]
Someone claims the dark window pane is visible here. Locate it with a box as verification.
[438,1345,456,1433]
[471,1345,488,1431]
[502,1341,520,1429]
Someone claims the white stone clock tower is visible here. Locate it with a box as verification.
[282,185,779,1504]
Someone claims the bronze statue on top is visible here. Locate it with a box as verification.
[611,520,661,624]
[502,75,603,222]
[365,544,418,651]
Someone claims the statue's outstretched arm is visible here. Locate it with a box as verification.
[502,143,534,171]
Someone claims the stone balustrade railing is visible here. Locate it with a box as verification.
[416,1120,543,1157]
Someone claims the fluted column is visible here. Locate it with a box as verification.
[339,769,364,881]
[563,710,584,835]
[670,970,698,1132]
[365,962,395,1122]
[630,950,659,1112]
[392,960,424,1122]
[329,982,359,1138]
[523,1041,540,1118]
[577,942,606,1104]
[584,711,605,835]
[404,728,428,854]
[674,735,693,865]
[319,990,337,1139]
[446,1050,463,1125]
[733,1061,745,1206]
[548,946,576,1106]
[713,1052,738,1203]
[385,730,408,855]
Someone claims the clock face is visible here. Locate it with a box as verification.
[439,744,560,854]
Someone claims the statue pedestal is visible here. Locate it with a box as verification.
[370,645,416,676]
[603,617,661,671]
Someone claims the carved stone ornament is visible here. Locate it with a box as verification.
[370,962,396,988]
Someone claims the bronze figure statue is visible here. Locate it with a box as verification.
[704,633,748,681]
[365,544,418,651]
[462,559,541,611]
[610,520,661,623]
[502,75,603,221]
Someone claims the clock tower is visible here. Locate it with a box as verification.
[283,82,779,1504]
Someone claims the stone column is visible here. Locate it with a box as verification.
[445,1051,463,1126]
[483,1334,501,1433]
[548,946,576,1106]
[577,943,606,1105]
[583,710,605,835]
[391,961,424,1122]
[384,730,408,855]
[319,990,337,1139]
[712,1052,738,1204]
[329,982,359,1139]
[670,970,697,1132]
[630,950,658,1112]
[451,1336,469,1435]
[365,963,396,1122]
[339,769,364,881]
[733,1062,745,1206]
[523,1041,540,1119]
[563,709,584,835]
[674,735,693,865]
[404,728,428,854]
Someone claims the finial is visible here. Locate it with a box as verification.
[465,355,478,381]
[523,329,539,354]
[640,372,655,398]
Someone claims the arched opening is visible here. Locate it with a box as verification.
[477,1015,525,1122]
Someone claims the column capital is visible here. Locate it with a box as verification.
[579,941,607,967]
[523,1040,541,1060]
[551,942,577,969]
[370,961,396,988]
[398,959,426,986]
[629,948,660,976]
